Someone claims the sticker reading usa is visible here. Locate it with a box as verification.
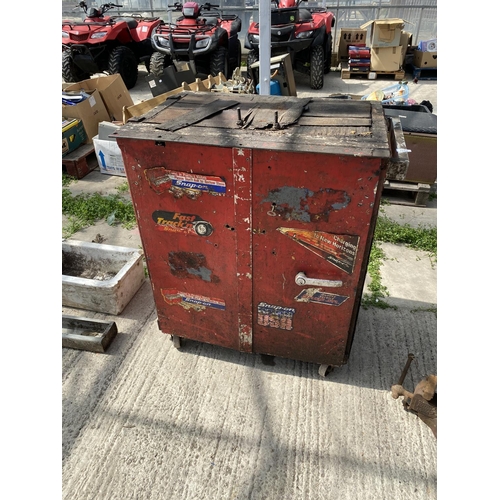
[257,302,296,331]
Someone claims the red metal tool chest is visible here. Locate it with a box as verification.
[114,93,406,375]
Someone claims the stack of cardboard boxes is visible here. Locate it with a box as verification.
[336,19,412,76]
[336,28,367,63]
[62,74,134,177]
[360,18,411,73]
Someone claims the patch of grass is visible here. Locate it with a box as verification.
[62,216,87,239]
[374,214,437,257]
[410,305,437,316]
[362,214,437,309]
[361,242,395,310]
[116,181,130,194]
[62,188,136,237]
[62,173,77,187]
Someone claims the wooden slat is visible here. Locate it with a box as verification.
[305,99,372,118]
[298,117,372,127]
[116,94,392,158]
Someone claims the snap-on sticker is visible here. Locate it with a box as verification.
[277,228,359,274]
[294,288,349,306]
[152,210,213,236]
[257,302,296,331]
[145,167,226,198]
[161,289,225,312]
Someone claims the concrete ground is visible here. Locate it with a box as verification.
[62,66,437,500]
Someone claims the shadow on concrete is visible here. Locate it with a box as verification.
[160,296,436,393]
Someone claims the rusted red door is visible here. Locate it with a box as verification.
[250,149,383,367]
[121,142,248,353]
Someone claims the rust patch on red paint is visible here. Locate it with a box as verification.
[239,324,253,350]
[264,187,350,222]
[168,252,220,283]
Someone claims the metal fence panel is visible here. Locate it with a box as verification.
[62,1,437,47]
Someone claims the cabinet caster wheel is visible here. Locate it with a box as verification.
[318,364,333,377]
[171,335,182,349]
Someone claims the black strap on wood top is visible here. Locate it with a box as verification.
[155,98,240,132]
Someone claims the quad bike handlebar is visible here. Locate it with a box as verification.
[168,2,220,12]
[77,2,123,15]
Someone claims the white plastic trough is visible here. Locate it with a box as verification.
[62,240,145,315]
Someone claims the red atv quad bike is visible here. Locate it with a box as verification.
[245,0,335,90]
[62,1,162,89]
[150,2,242,79]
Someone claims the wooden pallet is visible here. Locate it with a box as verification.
[411,65,437,80]
[62,143,98,179]
[341,67,405,80]
[382,180,432,207]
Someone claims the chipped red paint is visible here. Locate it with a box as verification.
[233,148,253,353]
[115,95,393,368]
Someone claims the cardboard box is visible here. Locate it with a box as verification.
[93,135,126,177]
[370,46,402,72]
[122,74,226,123]
[413,50,437,68]
[337,28,367,60]
[98,121,121,142]
[361,18,405,47]
[249,53,297,96]
[63,74,134,122]
[62,118,86,157]
[62,90,110,145]
[399,31,413,65]
[418,39,437,52]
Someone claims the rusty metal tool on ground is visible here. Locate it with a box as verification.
[391,353,437,438]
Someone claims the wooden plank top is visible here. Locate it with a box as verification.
[113,93,392,159]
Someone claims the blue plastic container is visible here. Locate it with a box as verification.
[256,80,282,96]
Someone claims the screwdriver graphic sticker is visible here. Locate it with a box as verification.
[277,228,360,274]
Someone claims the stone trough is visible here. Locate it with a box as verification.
[62,240,145,315]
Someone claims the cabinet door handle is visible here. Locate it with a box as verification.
[295,272,343,288]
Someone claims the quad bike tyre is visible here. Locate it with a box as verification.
[246,49,259,68]
[310,45,324,90]
[246,49,259,81]
[229,41,242,77]
[149,51,173,77]
[62,50,90,83]
[108,46,139,89]
[210,46,229,78]
[324,34,332,74]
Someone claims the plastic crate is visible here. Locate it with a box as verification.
[361,83,409,105]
